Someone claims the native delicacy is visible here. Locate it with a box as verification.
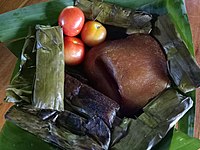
[33,25,65,111]
[84,34,170,116]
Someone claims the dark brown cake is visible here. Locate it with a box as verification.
[64,73,119,127]
[84,34,170,116]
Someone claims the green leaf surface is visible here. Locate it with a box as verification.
[103,0,167,16]
[0,0,73,42]
[178,89,196,137]
[165,0,196,136]
[166,0,194,55]
[169,130,200,150]
[152,129,174,150]
[6,39,26,57]
[104,0,164,10]
[5,30,36,104]
[0,0,73,57]
[153,129,200,150]
[0,121,58,150]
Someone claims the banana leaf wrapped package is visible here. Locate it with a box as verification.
[5,25,65,111]
[153,15,200,93]
[5,30,36,104]
[33,25,65,111]
[1,0,200,150]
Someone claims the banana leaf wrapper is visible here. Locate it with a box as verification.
[75,0,152,34]
[152,15,200,93]
[5,25,65,111]
[5,106,108,150]
[33,25,65,111]
[5,30,36,104]
[111,88,193,150]
[5,88,192,150]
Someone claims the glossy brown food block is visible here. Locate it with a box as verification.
[64,73,120,128]
[84,34,170,116]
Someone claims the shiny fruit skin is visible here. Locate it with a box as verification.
[64,36,85,65]
[58,6,85,36]
[81,21,107,47]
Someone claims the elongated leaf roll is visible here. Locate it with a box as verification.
[33,25,65,111]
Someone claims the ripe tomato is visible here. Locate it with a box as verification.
[64,36,85,65]
[81,21,107,47]
[58,6,85,36]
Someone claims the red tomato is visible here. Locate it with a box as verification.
[58,6,85,36]
[81,21,107,47]
[64,36,85,65]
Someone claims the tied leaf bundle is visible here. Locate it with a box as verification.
[33,25,65,111]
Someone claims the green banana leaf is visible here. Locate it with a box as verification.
[2,120,199,150]
[0,121,59,150]
[153,129,200,150]
[0,0,200,149]
[5,29,36,104]
[165,0,196,137]
[170,130,200,150]
[0,0,74,57]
